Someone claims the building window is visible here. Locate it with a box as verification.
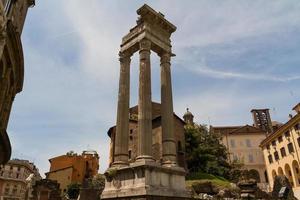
[288,143,294,153]
[268,155,273,164]
[278,136,283,143]
[295,124,300,131]
[285,131,291,138]
[128,150,132,159]
[246,139,251,147]
[274,151,279,161]
[248,154,254,163]
[178,141,182,152]
[267,144,270,150]
[298,137,300,148]
[230,139,235,148]
[130,129,133,134]
[12,185,17,194]
[280,147,286,157]
[271,140,276,146]
[4,187,9,195]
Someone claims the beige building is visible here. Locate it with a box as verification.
[211,109,278,190]
[0,0,34,164]
[0,159,41,200]
[212,125,268,186]
[260,103,300,195]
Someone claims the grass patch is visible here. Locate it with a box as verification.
[186,172,231,189]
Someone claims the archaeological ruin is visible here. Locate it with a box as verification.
[101,4,190,200]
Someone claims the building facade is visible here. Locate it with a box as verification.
[260,103,300,194]
[108,102,187,169]
[212,125,268,187]
[46,151,99,193]
[0,159,41,200]
[0,0,34,164]
[211,109,277,190]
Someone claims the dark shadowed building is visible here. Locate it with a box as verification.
[0,0,35,164]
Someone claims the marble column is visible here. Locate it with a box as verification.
[113,51,131,166]
[137,39,153,161]
[160,52,177,166]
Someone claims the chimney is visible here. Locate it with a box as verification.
[251,108,273,134]
[293,103,300,114]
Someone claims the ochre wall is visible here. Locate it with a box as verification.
[47,167,73,193]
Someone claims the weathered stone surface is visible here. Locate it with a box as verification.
[78,188,100,200]
[31,179,62,200]
[101,161,190,199]
[272,175,297,200]
[238,179,257,200]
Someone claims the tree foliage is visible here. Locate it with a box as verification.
[185,123,242,180]
[89,174,105,192]
[66,182,80,199]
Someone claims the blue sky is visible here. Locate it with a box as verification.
[7,0,300,176]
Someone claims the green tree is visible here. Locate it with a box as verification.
[66,182,81,199]
[185,123,234,179]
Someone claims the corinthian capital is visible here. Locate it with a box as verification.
[139,39,151,51]
[119,51,131,63]
[160,52,171,64]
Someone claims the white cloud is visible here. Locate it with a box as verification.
[187,64,300,82]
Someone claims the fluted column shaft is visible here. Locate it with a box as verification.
[137,39,153,160]
[161,52,177,166]
[113,52,131,166]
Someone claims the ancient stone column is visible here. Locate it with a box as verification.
[137,39,153,161]
[113,51,131,166]
[161,52,177,166]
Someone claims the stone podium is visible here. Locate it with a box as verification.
[101,4,190,200]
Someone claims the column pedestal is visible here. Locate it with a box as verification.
[101,161,190,200]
